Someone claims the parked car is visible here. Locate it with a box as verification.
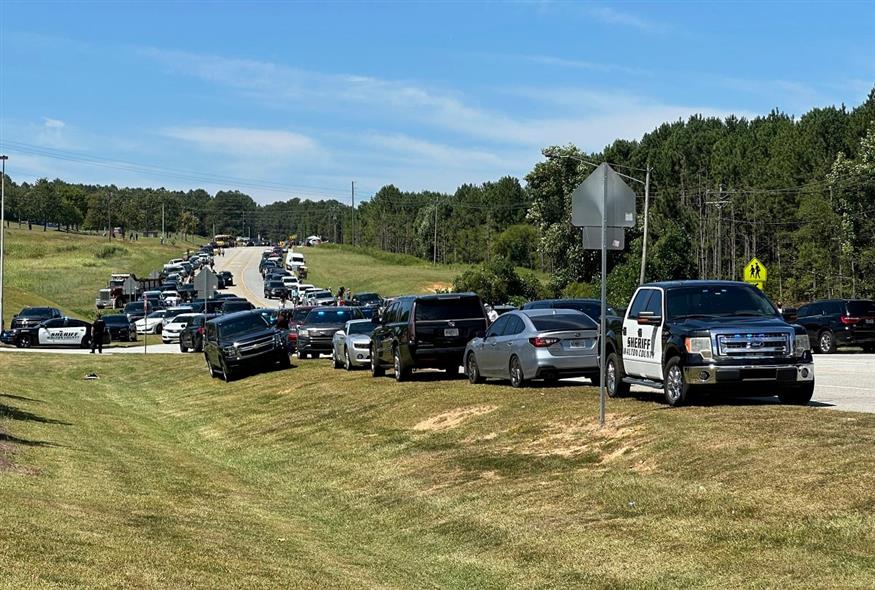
[309,289,336,307]
[218,270,234,287]
[332,319,376,370]
[135,310,168,334]
[9,306,62,331]
[162,313,198,344]
[160,306,195,328]
[521,298,618,321]
[179,313,218,352]
[221,299,255,314]
[203,311,290,381]
[264,279,288,300]
[162,290,181,307]
[370,293,489,381]
[103,313,137,342]
[285,306,314,351]
[187,299,225,314]
[795,299,875,353]
[464,309,599,387]
[7,317,107,349]
[297,306,366,359]
[123,300,162,323]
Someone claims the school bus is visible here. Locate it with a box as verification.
[214,234,233,248]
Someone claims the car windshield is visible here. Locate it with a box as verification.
[530,314,597,331]
[292,309,312,322]
[313,291,332,298]
[667,286,777,318]
[267,281,285,288]
[356,293,380,303]
[218,314,268,337]
[415,297,484,321]
[103,315,128,325]
[170,314,197,325]
[20,307,52,317]
[847,300,875,316]
[146,311,165,319]
[348,321,376,334]
[305,309,352,324]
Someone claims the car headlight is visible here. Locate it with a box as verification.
[795,334,811,354]
[684,336,713,360]
[222,345,237,358]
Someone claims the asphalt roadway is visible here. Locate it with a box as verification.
[2,245,873,413]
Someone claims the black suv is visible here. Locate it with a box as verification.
[264,279,287,300]
[370,293,488,381]
[221,298,254,314]
[297,306,365,359]
[203,311,290,381]
[796,299,875,353]
[9,306,62,330]
[218,270,234,287]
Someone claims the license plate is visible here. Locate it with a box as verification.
[567,339,584,349]
[444,328,459,337]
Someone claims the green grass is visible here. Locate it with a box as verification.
[300,244,469,296]
[2,226,203,325]
[1,352,873,589]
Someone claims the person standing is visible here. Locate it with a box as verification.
[91,313,106,354]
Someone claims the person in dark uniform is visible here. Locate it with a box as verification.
[91,313,106,354]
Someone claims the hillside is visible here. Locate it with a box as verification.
[2,226,202,325]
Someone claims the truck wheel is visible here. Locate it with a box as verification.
[509,355,526,388]
[332,350,343,369]
[466,353,484,384]
[778,381,814,405]
[370,345,385,377]
[663,357,692,406]
[393,346,410,382]
[206,359,218,379]
[219,359,234,382]
[818,330,836,354]
[605,352,629,398]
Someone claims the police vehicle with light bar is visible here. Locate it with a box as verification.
[603,281,814,406]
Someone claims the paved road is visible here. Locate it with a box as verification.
[213,246,281,309]
[0,343,180,355]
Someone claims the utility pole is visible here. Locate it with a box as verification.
[107,192,112,240]
[0,155,7,331]
[161,202,165,244]
[351,181,356,247]
[638,161,651,285]
[706,187,729,280]
[433,194,438,265]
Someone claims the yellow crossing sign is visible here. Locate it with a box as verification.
[743,257,767,289]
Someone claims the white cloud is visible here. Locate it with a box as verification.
[585,6,664,33]
[160,126,318,156]
[43,117,66,129]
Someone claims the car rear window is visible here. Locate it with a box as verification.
[530,314,597,331]
[846,301,875,316]
[414,297,484,321]
[103,315,129,325]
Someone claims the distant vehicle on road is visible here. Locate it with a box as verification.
[203,311,289,381]
[370,293,488,381]
[795,299,875,353]
[332,319,376,370]
[464,309,599,387]
[217,270,234,287]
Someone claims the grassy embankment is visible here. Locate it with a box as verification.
[298,243,469,296]
[2,226,203,326]
[1,352,873,589]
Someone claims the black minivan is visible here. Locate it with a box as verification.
[796,299,875,353]
[370,292,488,381]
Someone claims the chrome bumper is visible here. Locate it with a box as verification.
[683,363,814,385]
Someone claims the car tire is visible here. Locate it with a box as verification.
[219,358,234,382]
[818,330,836,354]
[509,355,525,388]
[371,345,385,377]
[445,364,459,378]
[344,347,353,371]
[333,350,343,369]
[298,351,308,360]
[393,346,409,382]
[277,350,291,369]
[180,343,188,353]
[663,356,691,407]
[605,352,629,398]
[206,359,218,379]
[466,353,484,384]
[80,336,90,349]
[155,325,162,335]
[778,381,815,405]
[864,345,875,354]
[17,334,32,348]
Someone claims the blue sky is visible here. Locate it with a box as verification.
[1,1,873,204]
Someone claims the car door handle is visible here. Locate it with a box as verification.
[622,327,627,335]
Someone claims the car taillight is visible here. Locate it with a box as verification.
[529,336,560,348]
[288,332,297,341]
[841,316,861,325]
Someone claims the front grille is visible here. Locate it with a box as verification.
[715,331,791,358]
[237,335,275,357]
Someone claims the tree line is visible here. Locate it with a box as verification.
[2,88,873,305]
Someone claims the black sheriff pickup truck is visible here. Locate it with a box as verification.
[603,281,814,407]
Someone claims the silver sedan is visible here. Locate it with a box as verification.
[464,309,600,387]
[332,319,376,370]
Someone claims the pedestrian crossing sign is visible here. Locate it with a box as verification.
[743,257,767,288]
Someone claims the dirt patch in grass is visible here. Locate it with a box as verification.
[413,405,498,431]
[426,282,451,292]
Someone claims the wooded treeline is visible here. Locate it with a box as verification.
[2,89,873,305]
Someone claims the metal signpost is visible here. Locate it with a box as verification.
[571,163,636,427]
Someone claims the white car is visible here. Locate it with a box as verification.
[332,319,376,369]
[162,290,181,307]
[282,276,300,289]
[160,306,194,328]
[161,313,198,344]
[135,310,167,334]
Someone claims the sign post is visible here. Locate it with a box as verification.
[571,163,636,427]
[743,257,768,290]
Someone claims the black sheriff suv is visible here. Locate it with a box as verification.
[603,281,814,407]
